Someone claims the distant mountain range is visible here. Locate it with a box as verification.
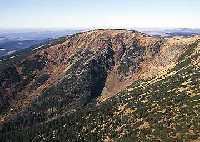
[0,29,87,40]
[138,28,200,37]
[0,39,51,57]
[0,29,87,57]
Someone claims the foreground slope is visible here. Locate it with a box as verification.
[1,29,200,141]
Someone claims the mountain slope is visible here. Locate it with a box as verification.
[0,29,200,141]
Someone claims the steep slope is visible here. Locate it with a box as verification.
[0,29,200,141]
[0,29,162,121]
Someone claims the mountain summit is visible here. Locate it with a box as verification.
[1,29,200,141]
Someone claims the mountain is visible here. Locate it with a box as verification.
[0,29,200,141]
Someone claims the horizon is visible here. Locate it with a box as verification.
[0,27,200,32]
[1,0,200,29]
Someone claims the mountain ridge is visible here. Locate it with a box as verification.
[1,29,200,141]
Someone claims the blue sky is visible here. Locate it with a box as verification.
[0,0,200,29]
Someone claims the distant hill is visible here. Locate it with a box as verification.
[139,28,200,37]
[0,39,49,57]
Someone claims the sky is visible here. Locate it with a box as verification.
[0,0,200,29]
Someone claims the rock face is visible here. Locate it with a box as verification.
[1,29,200,141]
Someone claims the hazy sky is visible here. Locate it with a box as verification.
[0,0,200,29]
